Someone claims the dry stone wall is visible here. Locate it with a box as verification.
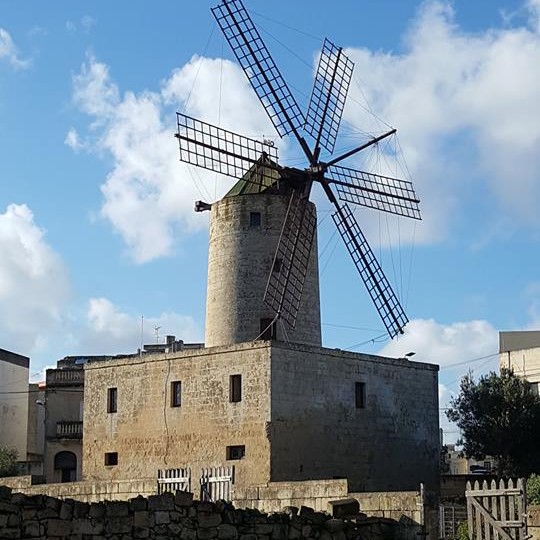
[0,486,418,540]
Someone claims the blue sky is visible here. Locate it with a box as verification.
[1,0,540,441]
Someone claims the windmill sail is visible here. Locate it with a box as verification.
[264,189,316,329]
[305,39,354,154]
[332,203,408,338]
[175,113,279,185]
[326,165,421,219]
[212,0,304,141]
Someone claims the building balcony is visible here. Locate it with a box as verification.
[46,368,84,387]
[55,421,83,439]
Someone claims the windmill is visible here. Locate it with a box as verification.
[175,0,421,339]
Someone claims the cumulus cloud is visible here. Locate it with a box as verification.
[72,297,202,355]
[344,0,540,245]
[0,28,29,69]
[379,318,498,367]
[0,204,70,353]
[70,53,276,263]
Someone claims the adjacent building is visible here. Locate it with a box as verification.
[499,330,540,393]
[0,348,30,462]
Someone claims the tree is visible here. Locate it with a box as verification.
[0,445,19,477]
[446,368,540,477]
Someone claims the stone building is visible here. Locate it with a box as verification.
[81,170,440,494]
[44,357,85,483]
[499,330,540,393]
[0,348,30,461]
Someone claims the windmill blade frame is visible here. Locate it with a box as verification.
[331,202,408,338]
[326,165,421,220]
[264,187,316,329]
[305,38,354,155]
[212,0,310,160]
[175,113,279,186]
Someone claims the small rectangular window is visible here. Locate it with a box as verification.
[355,382,365,409]
[249,212,261,228]
[171,381,182,407]
[272,258,282,273]
[229,374,242,403]
[226,445,245,460]
[107,387,118,413]
[104,452,118,466]
[260,318,276,340]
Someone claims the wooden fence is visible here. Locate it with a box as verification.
[466,479,527,540]
[200,466,235,502]
[157,468,191,495]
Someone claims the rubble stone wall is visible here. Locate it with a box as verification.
[0,486,422,540]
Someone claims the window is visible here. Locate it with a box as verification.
[107,387,117,413]
[249,212,261,228]
[260,318,277,340]
[355,382,366,409]
[171,381,182,407]
[226,445,245,460]
[484,461,492,471]
[272,258,282,273]
[104,452,118,466]
[229,374,242,403]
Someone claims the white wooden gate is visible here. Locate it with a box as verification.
[199,466,235,502]
[466,479,527,540]
[157,467,191,495]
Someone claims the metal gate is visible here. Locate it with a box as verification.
[200,466,235,502]
[440,504,468,539]
[157,467,191,495]
[466,479,527,540]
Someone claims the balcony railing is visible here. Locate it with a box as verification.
[46,368,84,387]
[56,421,83,439]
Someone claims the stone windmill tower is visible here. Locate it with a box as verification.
[175,0,421,347]
[203,160,322,349]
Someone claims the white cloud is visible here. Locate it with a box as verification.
[0,28,29,69]
[64,128,84,152]
[379,318,498,367]
[0,204,70,353]
[72,297,202,355]
[343,0,540,245]
[66,16,95,35]
[70,54,275,263]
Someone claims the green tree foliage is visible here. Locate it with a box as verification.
[446,368,540,477]
[0,445,19,477]
[528,474,540,505]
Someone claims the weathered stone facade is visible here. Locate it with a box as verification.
[205,193,321,348]
[82,341,439,493]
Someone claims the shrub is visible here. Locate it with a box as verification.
[528,474,540,505]
[0,445,19,477]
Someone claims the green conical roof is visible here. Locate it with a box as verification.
[225,153,280,198]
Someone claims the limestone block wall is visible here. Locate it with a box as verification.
[205,193,321,348]
[82,343,272,488]
[268,342,440,493]
[232,479,348,513]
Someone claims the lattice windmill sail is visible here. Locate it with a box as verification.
[175,0,421,339]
